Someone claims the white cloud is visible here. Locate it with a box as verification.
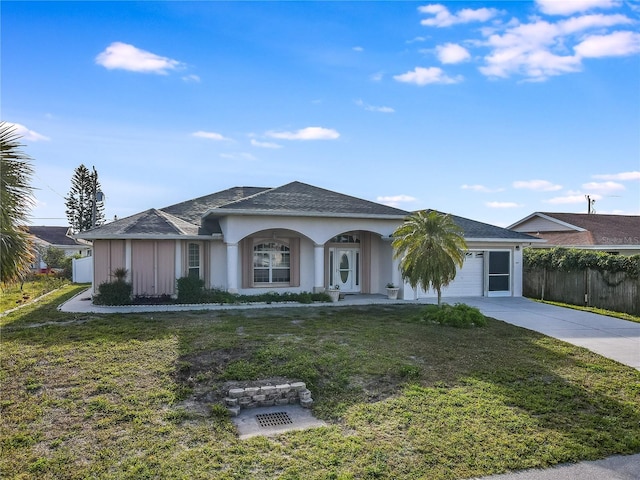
[574,31,640,58]
[560,14,632,35]
[582,181,625,193]
[479,20,583,80]
[536,0,621,16]
[250,139,282,149]
[377,194,418,207]
[419,4,501,27]
[461,184,504,193]
[394,66,463,85]
[355,99,395,113]
[5,122,50,141]
[436,43,471,64]
[370,72,384,82]
[266,127,340,140]
[478,13,633,81]
[353,46,364,52]
[593,171,640,181]
[486,201,523,208]
[191,131,230,141]
[95,42,183,74]
[513,180,563,191]
[546,193,602,204]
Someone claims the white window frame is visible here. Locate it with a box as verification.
[187,242,201,279]
[252,240,291,286]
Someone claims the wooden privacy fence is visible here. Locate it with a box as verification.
[524,268,639,316]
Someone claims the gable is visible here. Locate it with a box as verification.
[510,212,640,246]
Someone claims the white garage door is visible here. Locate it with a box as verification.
[418,251,484,298]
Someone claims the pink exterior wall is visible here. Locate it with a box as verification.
[93,240,125,287]
[131,240,176,296]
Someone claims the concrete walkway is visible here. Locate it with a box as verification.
[57,290,640,478]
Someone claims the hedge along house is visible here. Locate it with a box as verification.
[75,181,539,300]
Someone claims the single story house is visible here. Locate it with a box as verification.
[76,181,539,300]
[508,212,640,255]
[27,226,92,271]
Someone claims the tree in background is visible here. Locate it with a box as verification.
[0,122,35,283]
[65,164,104,232]
[43,246,66,270]
[392,210,467,306]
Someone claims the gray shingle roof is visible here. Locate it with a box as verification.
[429,211,539,241]
[212,181,410,217]
[75,181,532,242]
[161,187,270,223]
[27,226,81,246]
[77,209,202,237]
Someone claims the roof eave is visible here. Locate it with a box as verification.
[465,237,547,243]
[75,233,224,241]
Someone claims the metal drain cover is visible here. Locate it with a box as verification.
[255,411,293,428]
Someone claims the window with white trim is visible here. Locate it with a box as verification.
[253,241,290,284]
[188,243,201,279]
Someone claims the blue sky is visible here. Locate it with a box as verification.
[4,0,639,228]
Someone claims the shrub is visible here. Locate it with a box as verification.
[423,303,487,328]
[93,280,132,305]
[176,276,205,304]
[524,247,640,277]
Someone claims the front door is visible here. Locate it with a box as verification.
[330,248,360,292]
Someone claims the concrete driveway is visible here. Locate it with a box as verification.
[440,296,640,370]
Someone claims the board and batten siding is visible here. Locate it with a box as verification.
[93,240,125,288]
[131,240,176,297]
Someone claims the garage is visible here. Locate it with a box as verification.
[418,251,485,298]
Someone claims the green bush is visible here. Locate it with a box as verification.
[176,276,205,304]
[93,280,132,305]
[423,303,487,328]
[176,280,331,305]
[524,247,640,277]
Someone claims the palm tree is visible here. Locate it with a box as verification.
[1,122,35,284]
[392,210,467,306]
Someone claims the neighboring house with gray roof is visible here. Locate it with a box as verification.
[27,226,92,271]
[508,212,640,255]
[76,181,538,300]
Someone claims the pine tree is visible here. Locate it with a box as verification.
[65,164,104,232]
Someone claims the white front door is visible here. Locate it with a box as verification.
[331,248,360,292]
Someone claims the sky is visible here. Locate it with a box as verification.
[3,0,640,228]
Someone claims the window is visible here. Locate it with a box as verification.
[330,233,360,243]
[253,242,290,284]
[188,243,200,279]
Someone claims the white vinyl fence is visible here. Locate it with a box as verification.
[73,256,93,283]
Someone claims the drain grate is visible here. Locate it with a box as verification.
[255,411,294,428]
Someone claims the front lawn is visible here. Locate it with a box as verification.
[0,276,72,313]
[2,286,639,479]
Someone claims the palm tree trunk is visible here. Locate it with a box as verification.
[437,287,442,307]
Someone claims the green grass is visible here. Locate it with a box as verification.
[534,299,640,324]
[0,277,76,313]
[2,289,639,479]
